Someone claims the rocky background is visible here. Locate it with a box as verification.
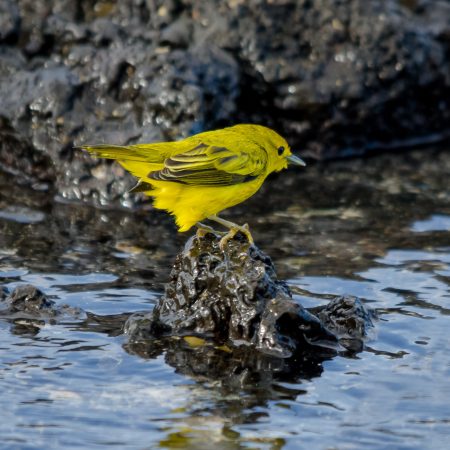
[1,0,449,208]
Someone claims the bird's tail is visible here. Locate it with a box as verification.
[78,144,168,180]
[79,144,173,162]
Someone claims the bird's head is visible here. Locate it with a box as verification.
[263,127,306,173]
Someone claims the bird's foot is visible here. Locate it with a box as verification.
[219,223,253,251]
[206,215,254,250]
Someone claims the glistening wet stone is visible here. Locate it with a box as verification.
[0,284,83,335]
[125,233,374,358]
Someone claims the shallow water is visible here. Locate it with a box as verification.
[1,147,449,449]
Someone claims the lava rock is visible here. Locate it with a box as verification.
[0,284,83,334]
[125,234,377,360]
[313,295,376,352]
[126,233,339,358]
[0,0,449,206]
[3,285,57,315]
[197,0,450,157]
[315,295,376,339]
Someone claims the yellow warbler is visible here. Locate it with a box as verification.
[80,124,305,247]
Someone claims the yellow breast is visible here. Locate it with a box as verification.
[149,176,265,231]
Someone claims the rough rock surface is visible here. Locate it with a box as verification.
[0,284,82,334]
[0,0,449,206]
[313,296,377,352]
[3,285,57,315]
[125,234,375,358]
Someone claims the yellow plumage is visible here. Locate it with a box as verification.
[80,124,305,245]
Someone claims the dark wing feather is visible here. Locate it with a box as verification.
[149,144,267,186]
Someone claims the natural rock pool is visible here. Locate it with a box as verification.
[1,147,449,449]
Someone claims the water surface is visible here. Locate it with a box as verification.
[1,147,449,449]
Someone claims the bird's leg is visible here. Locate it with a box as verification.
[207,215,254,250]
[195,222,225,239]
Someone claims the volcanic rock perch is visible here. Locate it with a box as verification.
[125,233,375,358]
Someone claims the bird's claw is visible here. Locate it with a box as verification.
[219,224,253,251]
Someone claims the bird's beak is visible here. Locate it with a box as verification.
[287,154,306,166]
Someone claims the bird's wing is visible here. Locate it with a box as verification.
[150,143,267,186]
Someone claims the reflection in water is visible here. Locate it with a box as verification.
[0,147,449,448]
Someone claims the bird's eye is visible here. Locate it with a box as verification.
[277,146,285,156]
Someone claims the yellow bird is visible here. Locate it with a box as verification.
[80,124,305,248]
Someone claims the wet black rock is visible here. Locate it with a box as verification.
[123,234,376,387]
[0,284,83,334]
[125,234,375,358]
[315,296,376,339]
[1,0,449,206]
[4,285,56,315]
[313,296,377,352]
[123,234,332,385]
[218,0,450,158]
